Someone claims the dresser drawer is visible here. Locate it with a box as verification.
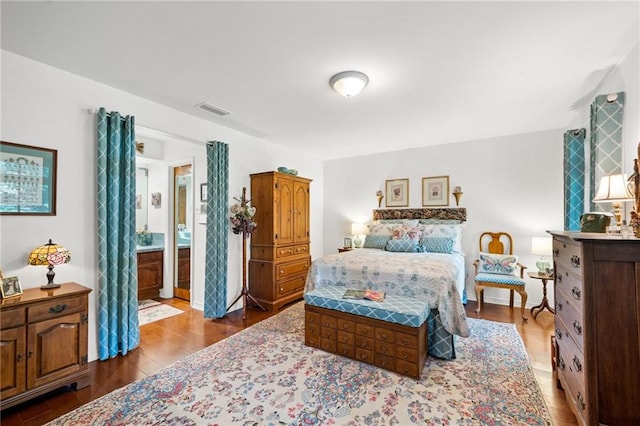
[276,276,306,297]
[553,239,583,279]
[555,289,585,350]
[556,317,586,393]
[27,295,86,323]
[337,318,355,333]
[276,244,309,259]
[375,328,395,343]
[1,306,26,329]
[555,267,584,313]
[337,330,354,345]
[275,258,310,281]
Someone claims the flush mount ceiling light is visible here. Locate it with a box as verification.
[329,71,369,98]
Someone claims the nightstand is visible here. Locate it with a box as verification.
[338,247,353,253]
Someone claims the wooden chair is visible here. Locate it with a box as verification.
[473,232,528,320]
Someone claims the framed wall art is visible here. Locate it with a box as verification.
[385,178,409,207]
[422,176,449,206]
[0,141,57,215]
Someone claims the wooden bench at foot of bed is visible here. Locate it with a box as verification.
[304,297,429,379]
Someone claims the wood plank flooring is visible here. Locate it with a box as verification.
[1,298,577,425]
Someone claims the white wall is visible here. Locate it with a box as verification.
[323,129,565,308]
[0,51,324,362]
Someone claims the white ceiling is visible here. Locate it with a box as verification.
[2,1,639,160]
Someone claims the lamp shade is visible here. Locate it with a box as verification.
[593,174,634,202]
[351,223,368,235]
[330,71,369,97]
[531,237,552,256]
[28,239,71,289]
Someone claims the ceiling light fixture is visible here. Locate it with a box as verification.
[330,71,369,98]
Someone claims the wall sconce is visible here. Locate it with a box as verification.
[28,239,71,289]
[330,71,369,98]
[593,173,634,225]
[452,186,463,206]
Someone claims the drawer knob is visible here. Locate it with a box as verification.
[571,287,581,300]
[556,300,563,311]
[16,353,23,362]
[553,248,559,257]
[558,356,566,371]
[573,321,582,335]
[49,303,67,314]
[572,355,582,372]
[570,255,581,268]
[555,328,562,339]
[379,333,389,341]
[556,274,563,283]
[576,392,586,411]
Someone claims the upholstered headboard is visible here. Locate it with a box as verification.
[373,208,466,222]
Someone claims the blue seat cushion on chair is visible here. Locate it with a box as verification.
[475,273,525,285]
[304,286,430,327]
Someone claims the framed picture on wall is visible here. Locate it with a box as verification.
[0,141,57,215]
[422,176,449,206]
[385,178,409,207]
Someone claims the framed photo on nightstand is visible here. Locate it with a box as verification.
[344,237,352,248]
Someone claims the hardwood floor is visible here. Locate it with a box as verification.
[1,298,577,425]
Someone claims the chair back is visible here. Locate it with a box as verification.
[479,232,513,255]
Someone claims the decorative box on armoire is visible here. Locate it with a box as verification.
[1,282,91,411]
[549,231,640,426]
[249,171,312,311]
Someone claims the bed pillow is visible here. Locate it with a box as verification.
[367,223,401,236]
[392,225,423,241]
[420,236,455,253]
[363,234,391,249]
[478,252,519,275]
[385,239,418,253]
[419,223,463,252]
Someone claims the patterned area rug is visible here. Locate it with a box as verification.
[48,302,551,425]
[138,303,184,326]
[138,298,162,310]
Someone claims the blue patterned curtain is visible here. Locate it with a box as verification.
[564,129,586,230]
[589,92,625,211]
[96,107,139,360]
[204,141,229,318]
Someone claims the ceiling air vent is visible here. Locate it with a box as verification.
[195,102,231,116]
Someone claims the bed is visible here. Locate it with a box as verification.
[305,208,469,359]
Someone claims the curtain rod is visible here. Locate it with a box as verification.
[86,109,204,145]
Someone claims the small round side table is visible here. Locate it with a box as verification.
[528,271,555,319]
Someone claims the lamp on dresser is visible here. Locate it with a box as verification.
[27,238,71,289]
[592,173,635,225]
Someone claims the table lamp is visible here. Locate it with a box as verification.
[531,237,552,274]
[28,239,71,289]
[351,223,368,248]
[593,173,635,226]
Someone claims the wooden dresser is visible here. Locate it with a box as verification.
[0,282,91,410]
[549,232,639,425]
[249,171,312,311]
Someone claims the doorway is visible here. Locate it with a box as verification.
[173,164,192,301]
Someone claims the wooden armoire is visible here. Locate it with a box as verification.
[249,171,312,311]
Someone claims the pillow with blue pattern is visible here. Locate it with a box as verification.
[385,239,418,252]
[363,234,391,249]
[420,237,455,253]
[478,252,519,275]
